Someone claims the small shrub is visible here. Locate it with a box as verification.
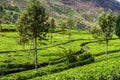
[63,49,77,63]
[89,26,103,40]
[67,55,77,63]
[78,53,93,61]
[3,60,12,63]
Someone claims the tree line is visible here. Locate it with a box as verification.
[91,10,120,55]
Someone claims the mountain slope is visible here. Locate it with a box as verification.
[61,0,120,12]
[0,0,120,24]
[96,0,120,11]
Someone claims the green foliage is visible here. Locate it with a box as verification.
[0,18,1,29]
[90,26,103,40]
[98,10,115,54]
[33,52,120,80]
[66,18,76,41]
[3,11,19,24]
[0,3,20,24]
[17,12,29,45]
[78,52,94,61]
[6,5,20,12]
[66,18,76,29]
[17,0,50,43]
[59,21,67,37]
[17,0,49,39]
[115,15,120,38]
[49,18,56,33]
[49,3,75,15]
[98,10,115,41]
[63,48,94,64]
[76,22,88,30]
[17,0,50,71]
[63,49,77,63]
[49,18,56,44]
[1,26,120,80]
[0,5,5,13]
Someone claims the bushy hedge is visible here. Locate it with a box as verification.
[78,53,93,61]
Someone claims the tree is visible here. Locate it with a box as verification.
[17,0,49,71]
[49,18,55,44]
[0,13,2,32]
[0,20,1,32]
[90,26,103,41]
[115,15,120,38]
[98,10,115,54]
[60,21,67,38]
[66,18,76,41]
[59,18,76,41]
[0,5,5,13]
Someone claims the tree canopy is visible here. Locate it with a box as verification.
[115,15,120,38]
[98,10,115,54]
[17,0,50,71]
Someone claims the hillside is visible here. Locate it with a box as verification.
[0,0,120,80]
[1,29,120,80]
[96,0,120,11]
[0,0,120,24]
[62,0,120,11]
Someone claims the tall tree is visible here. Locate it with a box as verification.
[66,18,75,41]
[0,20,1,32]
[49,18,55,44]
[90,26,103,41]
[60,21,67,38]
[98,10,115,54]
[0,13,2,32]
[115,15,120,38]
[17,0,49,71]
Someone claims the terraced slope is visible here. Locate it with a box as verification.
[0,29,120,79]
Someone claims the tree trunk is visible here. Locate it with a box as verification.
[106,40,108,55]
[22,42,25,50]
[34,37,38,71]
[50,33,52,45]
[28,41,32,55]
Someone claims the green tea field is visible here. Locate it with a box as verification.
[0,0,120,80]
[0,28,120,80]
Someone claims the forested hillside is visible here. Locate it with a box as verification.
[0,0,120,24]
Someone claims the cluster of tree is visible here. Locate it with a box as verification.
[0,4,20,24]
[16,0,78,71]
[16,0,120,71]
[115,15,120,38]
[4,11,19,24]
[60,18,76,41]
[17,0,55,71]
[91,10,120,55]
[0,10,3,32]
[0,5,5,14]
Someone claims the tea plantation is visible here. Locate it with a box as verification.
[0,25,120,80]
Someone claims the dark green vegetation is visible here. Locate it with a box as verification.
[115,14,120,38]
[98,10,115,54]
[0,3,20,24]
[1,27,120,80]
[17,0,51,71]
[0,28,119,80]
[0,30,95,79]
[0,0,120,80]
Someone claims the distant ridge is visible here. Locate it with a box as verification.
[0,0,120,24]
